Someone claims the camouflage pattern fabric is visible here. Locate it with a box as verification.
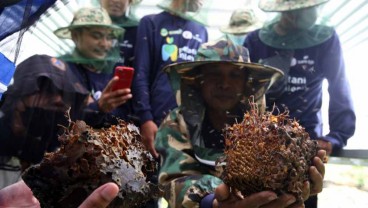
[220,8,263,35]
[156,37,283,207]
[54,7,124,39]
[155,107,223,207]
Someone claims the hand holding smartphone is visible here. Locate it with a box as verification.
[112,66,134,91]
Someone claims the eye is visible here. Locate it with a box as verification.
[90,32,103,40]
[106,34,115,41]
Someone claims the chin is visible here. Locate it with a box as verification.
[92,55,106,60]
[213,102,236,112]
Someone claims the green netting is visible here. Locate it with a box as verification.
[157,0,214,26]
[259,4,334,49]
[58,46,121,74]
[92,0,142,27]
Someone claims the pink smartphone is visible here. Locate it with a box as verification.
[112,66,134,91]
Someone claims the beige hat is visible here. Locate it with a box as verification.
[131,0,143,5]
[54,7,124,39]
[259,0,329,12]
[220,8,263,35]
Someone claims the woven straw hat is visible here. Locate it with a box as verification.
[54,7,124,39]
[259,0,329,12]
[220,8,263,35]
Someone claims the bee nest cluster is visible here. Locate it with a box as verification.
[22,120,159,208]
[221,105,318,202]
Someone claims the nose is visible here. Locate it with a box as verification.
[218,75,231,89]
[99,37,111,47]
[52,94,64,103]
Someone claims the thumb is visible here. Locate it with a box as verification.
[79,183,119,208]
[214,183,231,202]
[104,76,119,93]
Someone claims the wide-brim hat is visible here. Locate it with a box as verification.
[54,7,124,39]
[259,0,329,12]
[131,0,143,5]
[1,55,89,115]
[220,8,263,35]
[163,38,284,101]
[10,55,88,96]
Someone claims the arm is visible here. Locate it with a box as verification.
[82,77,132,127]
[132,16,159,157]
[132,16,155,124]
[322,32,356,151]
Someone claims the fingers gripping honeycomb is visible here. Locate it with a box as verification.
[221,104,317,203]
[22,120,159,208]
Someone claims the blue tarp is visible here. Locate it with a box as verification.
[0,52,15,99]
[0,0,57,41]
[0,0,57,98]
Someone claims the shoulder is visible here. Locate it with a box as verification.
[161,108,184,126]
[138,12,168,30]
[244,29,262,49]
[315,26,341,49]
[246,29,261,42]
[159,108,189,132]
[140,12,166,23]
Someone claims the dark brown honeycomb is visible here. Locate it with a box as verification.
[221,104,317,203]
[22,120,160,208]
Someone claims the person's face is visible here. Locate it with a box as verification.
[12,83,69,137]
[199,63,247,112]
[100,0,130,17]
[72,27,115,59]
[282,6,318,30]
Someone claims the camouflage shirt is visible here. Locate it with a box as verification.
[155,38,281,207]
[155,107,224,208]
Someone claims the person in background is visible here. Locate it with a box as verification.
[0,180,119,208]
[244,0,356,207]
[100,0,142,124]
[0,55,89,188]
[0,0,72,189]
[155,37,326,207]
[55,7,159,208]
[220,7,263,45]
[100,0,142,67]
[132,0,208,158]
[54,7,133,127]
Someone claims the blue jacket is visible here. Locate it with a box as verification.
[132,11,208,125]
[67,63,133,127]
[118,26,137,67]
[244,29,356,149]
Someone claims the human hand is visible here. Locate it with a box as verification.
[98,76,132,113]
[140,120,159,158]
[213,183,298,208]
[294,149,326,207]
[317,139,332,155]
[0,180,119,208]
[79,182,119,208]
[0,180,39,208]
[309,149,326,196]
